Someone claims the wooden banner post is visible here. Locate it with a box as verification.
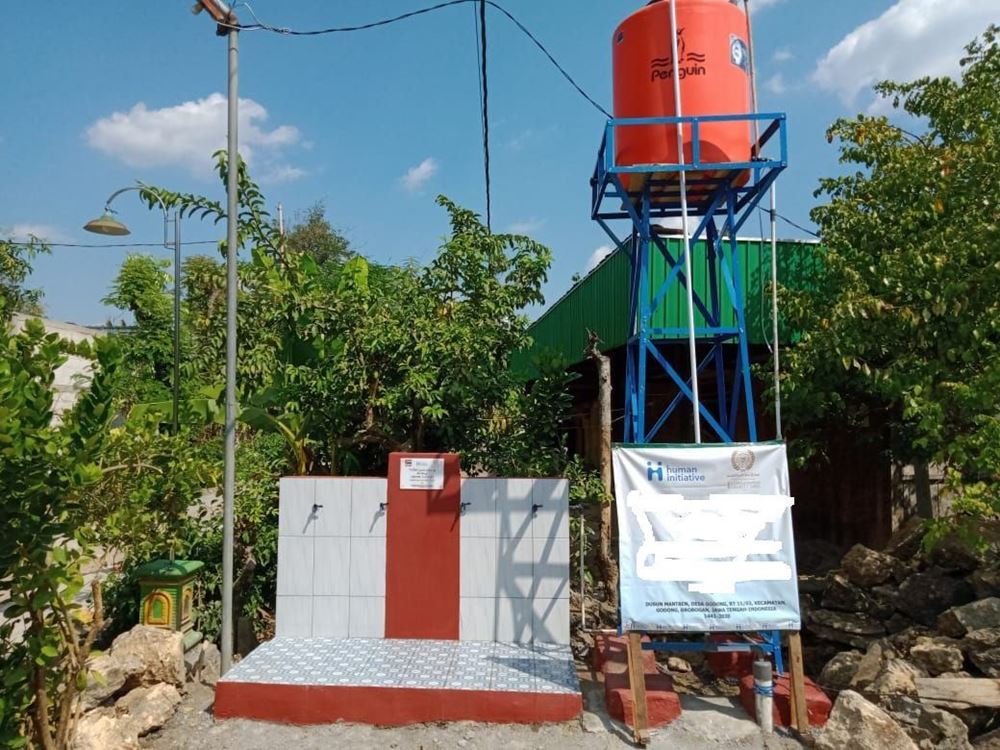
[788,631,809,733]
[626,632,651,745]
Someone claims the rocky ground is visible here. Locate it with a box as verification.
[142,678,801,750]
[75,516,1000,749]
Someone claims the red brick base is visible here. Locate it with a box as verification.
[214,682,582,726]
[594,635,682,729]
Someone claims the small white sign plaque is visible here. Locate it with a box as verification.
[399,457,445,490]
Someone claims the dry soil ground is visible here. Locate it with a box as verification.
[143,673,804,750]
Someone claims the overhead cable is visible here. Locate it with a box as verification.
[227,1,612,118]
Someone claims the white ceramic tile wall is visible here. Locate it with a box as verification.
[348,596,386,638]
[278,476,569,644]
[312,596,350,638]
[276,478,387,638]
[275,595,312,637]
[458,478,571,644]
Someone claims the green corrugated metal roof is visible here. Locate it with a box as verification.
[515,237,823,374]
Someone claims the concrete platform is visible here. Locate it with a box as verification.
[215,637,582,726]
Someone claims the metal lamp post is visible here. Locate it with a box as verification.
[193,0,239,674]
[84,188,182,435]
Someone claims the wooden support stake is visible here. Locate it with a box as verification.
[626,632,651,745]
[788,631,809,733]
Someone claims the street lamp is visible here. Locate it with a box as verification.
[84,187,183,435]
[193,0,239,675]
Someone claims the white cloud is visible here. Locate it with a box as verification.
[506,218,545,235]
[400,157,439,193]
[751,0,784,10]
[813,0,996,108]
[258,165,307,184]
[764,73,788,95]
[6,223,69,243]
[85,93,303,179]
[773,47,793,63]
[585,245,614,274]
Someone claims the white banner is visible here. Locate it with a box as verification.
[612,442,800,632]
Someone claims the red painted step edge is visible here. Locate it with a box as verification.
[594,635,681,729]
[737,673,832,728]
[215,682,582,726]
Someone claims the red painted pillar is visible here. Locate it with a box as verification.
[384,453,461,639]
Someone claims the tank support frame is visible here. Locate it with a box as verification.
[591,112,787,443]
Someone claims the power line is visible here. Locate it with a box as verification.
[478,0,492,230]
[229,1,612,119]
[6,240,219,249]
[233,0,475,35]
[484,2,612,119]
[758,208,820,238]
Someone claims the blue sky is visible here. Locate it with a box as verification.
[1,0,995,324]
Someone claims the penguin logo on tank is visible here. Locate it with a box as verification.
[650,28,707,83]
[730,35,749,72]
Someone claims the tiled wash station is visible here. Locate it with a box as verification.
[274,476,571,643]
[216,453,581,725]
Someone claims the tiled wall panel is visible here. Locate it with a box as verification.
[276,478,387,639]
[278,476,570,644]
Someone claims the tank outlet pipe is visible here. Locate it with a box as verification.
[668,0,702,444]
[753,659,775,733]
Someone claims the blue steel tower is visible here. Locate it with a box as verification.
[591,114,787,443]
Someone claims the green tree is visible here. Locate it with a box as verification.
[103,254,174,405]
[284,203,351,270]
[0,320,119,748]
[781,26,1000,531]
[0,237,47,321]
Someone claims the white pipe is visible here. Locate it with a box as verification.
[754,659,775,734]
[668,0,702,444]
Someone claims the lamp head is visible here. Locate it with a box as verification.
[83,212,131,236]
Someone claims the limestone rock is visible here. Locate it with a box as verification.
[842,544,901,587]
[884,517,927,561]
[973,727,1000,748]
[968,567,1000,600]
[197,642,221,686]
[909,637,965,676]
[926,534,983,574]
[808,609,886,649]
[851,641,924,699]
[799,573,832,596]
[896,571,974,626]
[819,651,864,692]
[109,625,185,687]
[814,690,918,750]
[115,683,181,736]
[80,652,140,710]
[938,598,1000,638]
[823,574,891,617]
[882,694,972,750]
[963,629,1000,678]
[72,708,140,750]
[665,656,692,673]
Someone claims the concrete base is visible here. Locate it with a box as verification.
[215,637,581,726]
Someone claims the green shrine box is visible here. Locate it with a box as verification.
[136,559,204,649]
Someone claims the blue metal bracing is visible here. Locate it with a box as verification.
[594,112,788,674]
[592,113,787,443]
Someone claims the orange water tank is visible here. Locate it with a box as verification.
[613,0,751,193]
